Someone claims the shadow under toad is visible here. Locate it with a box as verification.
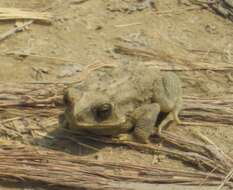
[33,111,129,156]
[33,112,167,156]
[33,126,109,157]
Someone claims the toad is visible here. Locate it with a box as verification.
[60,63,182,143]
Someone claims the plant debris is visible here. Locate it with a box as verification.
[0,7,52,24]
[0,128,232,189]
[0,20,33,42]
[189,0,233,21]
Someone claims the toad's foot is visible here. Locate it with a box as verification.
[115,134,134,142]
[174,111,181,124]
[157,110,181,135]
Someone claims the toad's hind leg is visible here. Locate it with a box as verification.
[157,105,181,135]
[132,103,160,143]
[153,72,183,134]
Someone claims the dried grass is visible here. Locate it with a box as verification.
[0,8,52,24]
[0,63,232,189]
[0,129,232,189]
[114,45,233,71]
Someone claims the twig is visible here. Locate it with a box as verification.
[155,6,204,15]
[188,0,211,8]
[217,168,233,190]
[199,166,219,186]
[3,51,75,63]
[114,22,142,28]
[186,48,233,56]
[0,8,52,24]
[70,0,90,4]
[0,20,33,42]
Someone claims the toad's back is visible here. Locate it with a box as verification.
[82,63,161,111]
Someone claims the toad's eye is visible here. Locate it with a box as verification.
[91,103,112,122]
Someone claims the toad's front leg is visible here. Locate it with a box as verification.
[132,103,160,143]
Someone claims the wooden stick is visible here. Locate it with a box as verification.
[0,8,52,24]
[217,169,233,190]
[0,20,33,42]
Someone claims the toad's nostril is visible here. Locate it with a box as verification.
[92,103,112,122]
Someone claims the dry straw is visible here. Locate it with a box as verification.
[0,63,232,189]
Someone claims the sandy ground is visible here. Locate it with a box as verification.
[0,0,233,189]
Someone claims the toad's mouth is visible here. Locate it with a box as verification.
[75,117,127,128]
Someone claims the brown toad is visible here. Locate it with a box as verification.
[60,63,182,143]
